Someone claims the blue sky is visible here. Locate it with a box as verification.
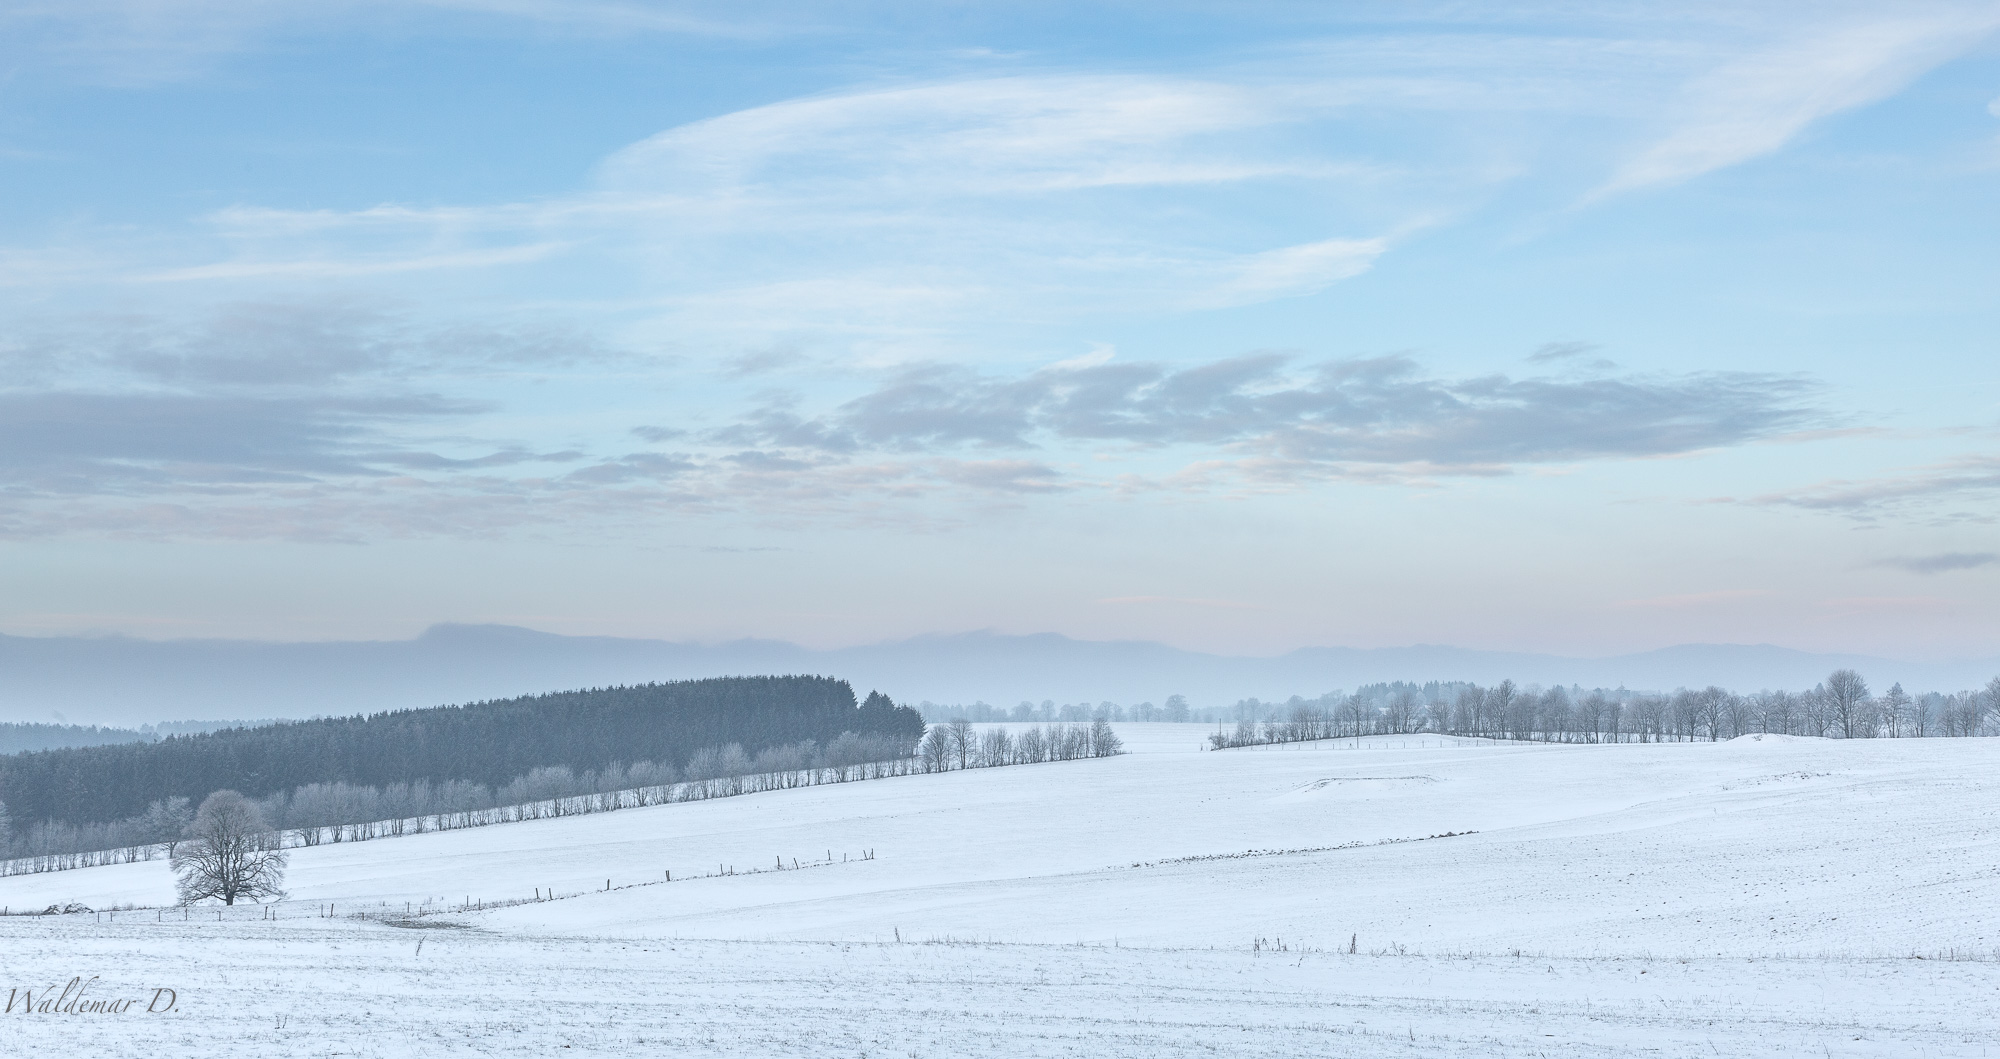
[1,1,1997,659]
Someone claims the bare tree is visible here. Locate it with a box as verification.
[1452,686,1482,736]
[172,790,287,906]
[1879,683,1911,738]
[1576,692,1607,743]
[946,719,975,769]
[1800,685,1833,738]
[919,726,952,772]
[1668,690,1698,742]
[1487,681,1516,739]
[1284,702,1314,741]
[1720,692,1754,740]
[1385,690,1418,735]
[1539,687,1573,742]
[1693,686,1728,741]
[1939,693,1970,737]
[1823,669,1871,739]
[1230,717,1257,745]
[1425,697,1452,734]
[142,796,194,854]
[978,726,1013,766]
[1950,689,1986,737]
[1631,695,1666,742]
[1089,718,1123,757]
[1337,694,1371,738]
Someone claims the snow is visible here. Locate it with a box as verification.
[3,727,1998,1055]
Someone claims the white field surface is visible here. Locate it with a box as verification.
[3,725,1998,1056]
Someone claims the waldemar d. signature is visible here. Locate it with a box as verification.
[5,977,178,1016]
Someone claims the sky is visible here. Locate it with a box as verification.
[0,0,1997,660]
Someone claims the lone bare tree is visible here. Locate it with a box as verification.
[172,790,288,905]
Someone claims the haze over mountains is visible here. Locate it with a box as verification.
[2,624,1993,727]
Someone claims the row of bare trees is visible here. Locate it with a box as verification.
[918,698,1194,724]
[1211,670,2000,748]
[919,720,1123,771]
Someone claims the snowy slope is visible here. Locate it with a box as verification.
[5,727,1999,1057]
[3,924,1992,1058]
[6,727,1997,958]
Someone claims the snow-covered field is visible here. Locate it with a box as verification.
[4,726,1998,1056]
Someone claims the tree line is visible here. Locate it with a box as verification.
[919,698,1197,724]
[0,730,925,877]
[918,719,1124,771]
[1206,669,2000,748]
[0,718,265,756]
[920,684,1466,725]
[0,722,1126,880]
[0,675,922,831]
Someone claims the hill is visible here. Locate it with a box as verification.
[1,728,1996,1056]
[0,675,922,827]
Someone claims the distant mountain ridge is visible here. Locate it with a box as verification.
[0,624,1992,727]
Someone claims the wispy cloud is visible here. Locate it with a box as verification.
[933,459,1070,494]
[0,390,485,493]
[0,304,1100,540]
[719,354,1820,475]
[3,301,611,387]
[1527,341,1596,363]
[139,243,567,282]
[0,302,1835,540]
[1,7,1981,551]
[0,0,780,86]
[16,11,1986,359]
[1193,237,1390,309]
[1873,552,2000,574]
[412,0,769,36]
[595,75,1298,196]
[1597,7,2000,196]
[0,305,604,503]
[1752,455,2000,521]
[158,73,1405,337]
